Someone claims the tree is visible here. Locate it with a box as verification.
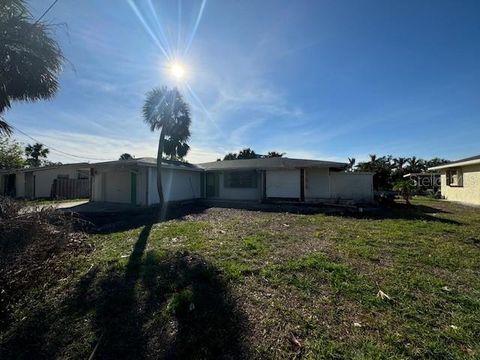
[223,152,238,160]
[0,136,24,169]
[237,148,257,159]
[393,157,408,172]
[0,0,64,135]
[406,156,426,174]
[119,153,134,160]
[25,142,49,167]
[425,158,449,169]
[163,133,190,160]
[266,151,285,158]
[143,86,191,210]
[347,157,356,172]
[356,154,394,190]
[393,179,416,205]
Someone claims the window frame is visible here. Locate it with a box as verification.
[223,170,258,189]
[446,168,463,187]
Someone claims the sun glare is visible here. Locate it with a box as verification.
[168,62,186,80]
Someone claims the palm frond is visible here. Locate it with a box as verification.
[0,118,12,136]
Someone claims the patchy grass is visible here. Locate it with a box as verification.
[1,198,480,359]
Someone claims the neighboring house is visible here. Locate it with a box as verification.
[90,157,374,206]
[0,163,91,199]
[429,154,480,206]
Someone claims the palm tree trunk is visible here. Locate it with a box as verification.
[156,127,166,209]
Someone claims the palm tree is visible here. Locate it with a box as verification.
[237,148,257,159]
[407,156,426,173]
[347,157,356,171]
[164,130,190,161]
[393,179,415,205]
[393,157,408,172]
[25,142,49,167]
[119,153,134,160]
[223,153,238,160]
[266,151,285,158]
[0,0,64,135]
[143,87,191,209]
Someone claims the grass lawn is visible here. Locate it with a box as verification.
[1,198,479,359]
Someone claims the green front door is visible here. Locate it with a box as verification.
[206,172,219,198]
[130,172,137,205]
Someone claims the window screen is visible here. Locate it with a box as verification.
[446,169,463,187]
[224,171,257,188]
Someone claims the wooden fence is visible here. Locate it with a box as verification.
[51,178,90,199]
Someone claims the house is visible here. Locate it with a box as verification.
[428,154,480,206]
[90,157,374,206]
[0,163,91,199]
[90,158,203,206]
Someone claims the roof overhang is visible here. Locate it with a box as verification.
[90,159,203,172]
[429,158,480,171]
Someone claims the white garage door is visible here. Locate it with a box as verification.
[266,169,300,198]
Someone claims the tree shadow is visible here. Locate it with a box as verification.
[1,219,250,359]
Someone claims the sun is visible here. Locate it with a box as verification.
[168,62,186,80]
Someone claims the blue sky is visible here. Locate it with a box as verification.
[7,0,480,163]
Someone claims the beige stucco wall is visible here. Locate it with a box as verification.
[33,167,81,198]
[15,172,25,198]
[305,168,330,199]
[440,164,480,205]
[266,169,301,198]
[329,173,374,203]
[304,169,374,203]
[147,167,202,205]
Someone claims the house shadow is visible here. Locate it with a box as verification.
[1,221,250,360]
[72,199,461,234]
[326,202,461,225]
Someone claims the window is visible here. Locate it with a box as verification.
[446,168,463,187]
[224,171,257,188]
[77,170,89,179]
[57,174,69,180]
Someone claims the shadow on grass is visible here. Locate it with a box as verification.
[78,204,209,234]
[1,219,249,360]
[328,203,461,225]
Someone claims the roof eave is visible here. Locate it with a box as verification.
[429,159,480,171]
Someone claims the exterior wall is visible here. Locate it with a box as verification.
[32,167,80,198]
[104,170,131,204]
[329,172,374,203]
[147,167,202,205]
[440,164,480,205]
[266,169,300,199]
[92,173,104,202]
[15,172,25,198]
[305,168,330,199]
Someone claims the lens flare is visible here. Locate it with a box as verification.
[168,62,186,80]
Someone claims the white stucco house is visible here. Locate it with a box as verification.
[429,154,480,206]
[90,158,203,206]
[89,157,374,206]
[0,163,91,199]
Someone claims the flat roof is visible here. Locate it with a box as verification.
[199,157,347,171]
[428,154,480,170]
[0,162,90,174]
[89,157,203,171]
[403,172,440,177]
